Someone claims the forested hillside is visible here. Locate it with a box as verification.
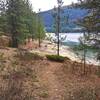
[40,6,87,32]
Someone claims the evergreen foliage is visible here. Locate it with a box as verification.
[46,55,65,62]
[0,0,7,35]
[0,0,45,47]
[52,0,66,56]
[76,0,100,49]
[35,10,45,47]
[73,0,100,74]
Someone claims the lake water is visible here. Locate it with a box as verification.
[46,33,83,45]
[61,33,83,43]
[46,33,99,65]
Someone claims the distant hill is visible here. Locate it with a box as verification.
[40,6,88,33]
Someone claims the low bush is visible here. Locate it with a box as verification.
[17,50,43,61]
[46,55,65,62]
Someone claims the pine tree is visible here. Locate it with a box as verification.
[36,9,45,47]
[51,0,63,56]
[5,0,37,47]
[23,0,36,40]
[52,0,68,56]
[77,0,100,48]
[75,0,100,74]
[0,0,45,48]
[0,0,7,35]
[6,0,27,47]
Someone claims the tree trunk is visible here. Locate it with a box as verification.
[12,35,18,48]
[32,35,34,41]
[39,36,41,47]
[57,6,60,56]
[83,32,86,75]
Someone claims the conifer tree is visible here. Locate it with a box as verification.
[77,0,100,49]
[52,0,68,56]
[52,0,63,56]
[6,0,30,47]
[36,9,45,47]
[0,0,45,48]
[0,0,7,35]
[75,0,100,74]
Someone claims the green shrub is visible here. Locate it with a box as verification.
[46,55,65,62]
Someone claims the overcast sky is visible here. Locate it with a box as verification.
[30,0,78,12]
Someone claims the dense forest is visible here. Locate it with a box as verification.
[0,0,45,48]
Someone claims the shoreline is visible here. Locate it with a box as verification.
[30,40,99,65]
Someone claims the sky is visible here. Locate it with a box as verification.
[30,0,78,12]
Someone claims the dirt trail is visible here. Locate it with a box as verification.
[39,61,65,100]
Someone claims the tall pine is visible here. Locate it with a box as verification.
[0,0,45,48]
[6,0,28,47]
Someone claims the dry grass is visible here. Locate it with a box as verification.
[0,47,100,100]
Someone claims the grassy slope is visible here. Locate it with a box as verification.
[0,47,100,100]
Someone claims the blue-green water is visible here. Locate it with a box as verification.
[46,33,83,45]
[46,33,99,65]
